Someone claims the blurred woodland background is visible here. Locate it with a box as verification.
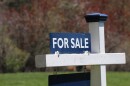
[0,0,130,73]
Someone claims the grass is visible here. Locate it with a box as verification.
[107,72,130,86]
[0,72,130,86]
[0,72,49,86]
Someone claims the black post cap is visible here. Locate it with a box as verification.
[85,13,108,22]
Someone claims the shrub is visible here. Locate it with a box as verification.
[4,37,29,72]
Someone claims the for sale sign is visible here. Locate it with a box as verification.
[50,33,91,54]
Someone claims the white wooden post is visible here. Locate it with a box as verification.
[85,13,108,86]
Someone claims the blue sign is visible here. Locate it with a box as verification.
[49,73,90,86]
[50,33,91,54]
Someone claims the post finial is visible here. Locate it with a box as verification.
[85,13,108,22]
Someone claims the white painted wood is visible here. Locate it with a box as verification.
[35,53,126,68]
[89,22,100,53]
[91,66,101,86]
[89,22,105,53]
[99,22,105,53]
[100,66,107,86]
[35,55,46,68]
[89,22,106,86]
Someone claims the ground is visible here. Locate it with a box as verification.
[0,72,130,86]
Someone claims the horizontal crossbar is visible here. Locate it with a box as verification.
[35,53,126,68]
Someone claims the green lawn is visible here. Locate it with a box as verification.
[0,72,49,86]
[0,72,130,86]
[107,72,130,86]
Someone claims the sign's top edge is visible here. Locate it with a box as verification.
[86,13,108,17]
[49,32,90,34]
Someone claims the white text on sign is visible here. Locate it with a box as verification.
[53,38,89,48]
